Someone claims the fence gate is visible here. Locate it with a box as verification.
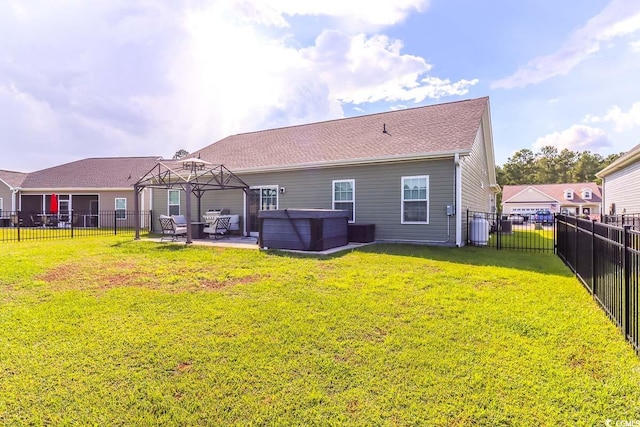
[467,210,556,252]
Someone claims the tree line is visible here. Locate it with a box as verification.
[496,146,623,186]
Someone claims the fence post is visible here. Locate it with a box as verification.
[624,225,631,339]
[574,216,579,276]
[591,219,597,296]
[466,210,469,246]
[114,210,117,235]
[496,212,501,250]
[17,210,21,242]
[553,214,557,254]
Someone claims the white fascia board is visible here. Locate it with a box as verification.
[503,186,556,203]
[231,150,471,174]
[20,187,135,192]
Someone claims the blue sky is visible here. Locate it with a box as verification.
[1,0,639,172]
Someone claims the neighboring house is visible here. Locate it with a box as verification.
[597,143,640,215]
[501,183,603,219]
[153,97,500,246]
[10,157,160,227]
[0,170,28,217]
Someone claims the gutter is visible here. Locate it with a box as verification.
[597,146,640,177]
[407,154,462,245]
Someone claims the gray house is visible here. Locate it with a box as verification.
[597,143,640,215]
[153,97,500,246]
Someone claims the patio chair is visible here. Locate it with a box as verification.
[10,213,22,227]
[203,215,231,240]
[30,214,42,227]
[159,215,187,241]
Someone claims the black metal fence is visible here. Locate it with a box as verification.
[556,214,640,353]
[602,213,640,228]
[0,210,152,242]
[466,211,555,252]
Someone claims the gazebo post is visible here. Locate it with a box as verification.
[134,184,141,240]
[185,181,193,244]
[243,188,250,237]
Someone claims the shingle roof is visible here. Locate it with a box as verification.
[0,170,28,188]
[503,183,602,204]
[20,157,162,189]
[597,142,640,177]
[194,97,489,171]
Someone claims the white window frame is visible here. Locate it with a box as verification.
[332,179,355,223]
[401,175,429,224]
[115,198,127,220]
[564,189,574,200]
[0,197,3,216]
[582,189,592,200]
[168,190,181,215]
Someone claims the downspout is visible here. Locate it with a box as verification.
[408,156,458,245]
[11,188,19,212]
[455,153,462,246]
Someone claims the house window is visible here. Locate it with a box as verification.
[332,179,355,222]
[582,189,592,199]
[564,189,574,200]
[168,190,180,215]
[115,198,127,220]
[0,197,3,216]
[402,175,429,224]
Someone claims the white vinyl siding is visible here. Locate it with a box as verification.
[168,190,180,215]
[402,175,429,224]
[332,179,355,222]
[115,198,127,219]
[602,161,640,214]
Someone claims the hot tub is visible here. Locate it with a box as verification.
[258,209,349,251]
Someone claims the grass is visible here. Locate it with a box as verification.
[1,237,639,425]
[492,226,555,251]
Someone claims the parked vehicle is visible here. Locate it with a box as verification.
[533,209,554,224]
[507,213,524,224]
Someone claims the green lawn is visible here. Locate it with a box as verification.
[1,237,639,425]
[494,227,555,251]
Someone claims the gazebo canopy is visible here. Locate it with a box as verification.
[135,159,249,192]
[133,159,250,243]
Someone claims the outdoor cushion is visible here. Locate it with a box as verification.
[172,215,188,226]
[159,215,187,241]
[203,216,231,239]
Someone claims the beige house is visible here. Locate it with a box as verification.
[2,157,159,227]
[502,183,602,219]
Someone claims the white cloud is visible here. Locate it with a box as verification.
[534,125,612,151]
[0,0,472,171]
[492,0,640,89]
[583,102,640,132]
[146,7,477,154]
[301,31,477,104]
[631,40,640,52]
[232,0,429,28]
